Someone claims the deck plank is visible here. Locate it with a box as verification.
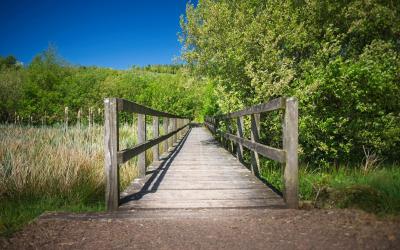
[120,127,285,210]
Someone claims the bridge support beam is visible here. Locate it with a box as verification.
[283,97,299,209]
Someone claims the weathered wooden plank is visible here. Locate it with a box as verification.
[122,199,284,209]
[137,113,146,178]
[152,116,159,161]
[222,132,286,163]
[117,98,185,119]
[117,124,188,164]
[136,189,278,201]
[120,126,284,210]
[283,97,299,208]
[218,97,285,119]
[104,98,119,211]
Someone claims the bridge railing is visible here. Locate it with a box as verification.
[205,97,298,208]
[104,98,190,211]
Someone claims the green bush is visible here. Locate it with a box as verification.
[180,0,400,166]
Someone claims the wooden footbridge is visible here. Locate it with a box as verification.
[104,97,298,211]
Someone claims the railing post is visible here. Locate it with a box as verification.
[177,119,181,139]
[138,113,146,178]
[172,118,177,144]
[168,118,173,150]
[152,116,159,161]
[250,114,261,176]
[163,117,169,152]
[283,97,299,208]
[236,116,244,162]
[226,119,234,153]
[104,98,119,211]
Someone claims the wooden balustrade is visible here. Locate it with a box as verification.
[205,97,298,208]
[104,98,190,211]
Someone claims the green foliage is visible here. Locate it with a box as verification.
[180,0,400,165]
[0,48,206,123]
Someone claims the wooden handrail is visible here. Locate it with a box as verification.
[104,98,191,211]
[205,97,298,208]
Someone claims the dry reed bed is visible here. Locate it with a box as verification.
[0,124,143,200]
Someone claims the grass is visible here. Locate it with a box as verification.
[260,160,400,215]
[0,123,157,237]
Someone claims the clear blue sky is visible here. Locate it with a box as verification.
[0,0,195,69]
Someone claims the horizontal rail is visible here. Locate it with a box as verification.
[221,132,285,163]
[104,97,191,211]
[205,97,298,209]
[117,124,189,164]
[217,97,285,119]
[117,98,187,119]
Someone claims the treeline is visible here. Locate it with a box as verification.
[180,0,400,166]
[0,48,205,124]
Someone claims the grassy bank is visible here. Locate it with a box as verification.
[0,124,146,236]
[261,162,400,215]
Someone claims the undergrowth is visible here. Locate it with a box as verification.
[260,161,400,215]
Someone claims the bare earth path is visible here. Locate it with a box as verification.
[2,127,400,249]
[1,208,400,249]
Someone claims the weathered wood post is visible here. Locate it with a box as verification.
[152,116,159,161]
[172,118,177,144]
[178,119,182,138]
[104,98,119,211]
[137,113,146,178]
[283,97,299,208]
[250,114,261,176]
[77,109,81,129]
[226,119,234,153]
[236,116,244,162]
[88,107,91,129]
[163,117,169,152]
[64,107,69,130]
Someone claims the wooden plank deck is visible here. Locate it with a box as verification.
[119,126,285,210]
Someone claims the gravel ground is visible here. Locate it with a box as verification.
[1,208,399,250]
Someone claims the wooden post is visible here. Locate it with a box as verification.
[152,116,159,161]
[283,97,299,208]
[226,119,234,153]
[92,107,96,126]
[250,114,261,176]
[77,109,81,129]
[64,107,69,130]
[172,118,177,144]
[163,117,169,152]
[177,119,181,138]
[104,98,119,211]
[236,116,244,162]
[137,113,146,178]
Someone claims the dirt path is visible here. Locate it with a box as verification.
[1,208,399,250]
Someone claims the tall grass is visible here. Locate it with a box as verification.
[0,123,146,236]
